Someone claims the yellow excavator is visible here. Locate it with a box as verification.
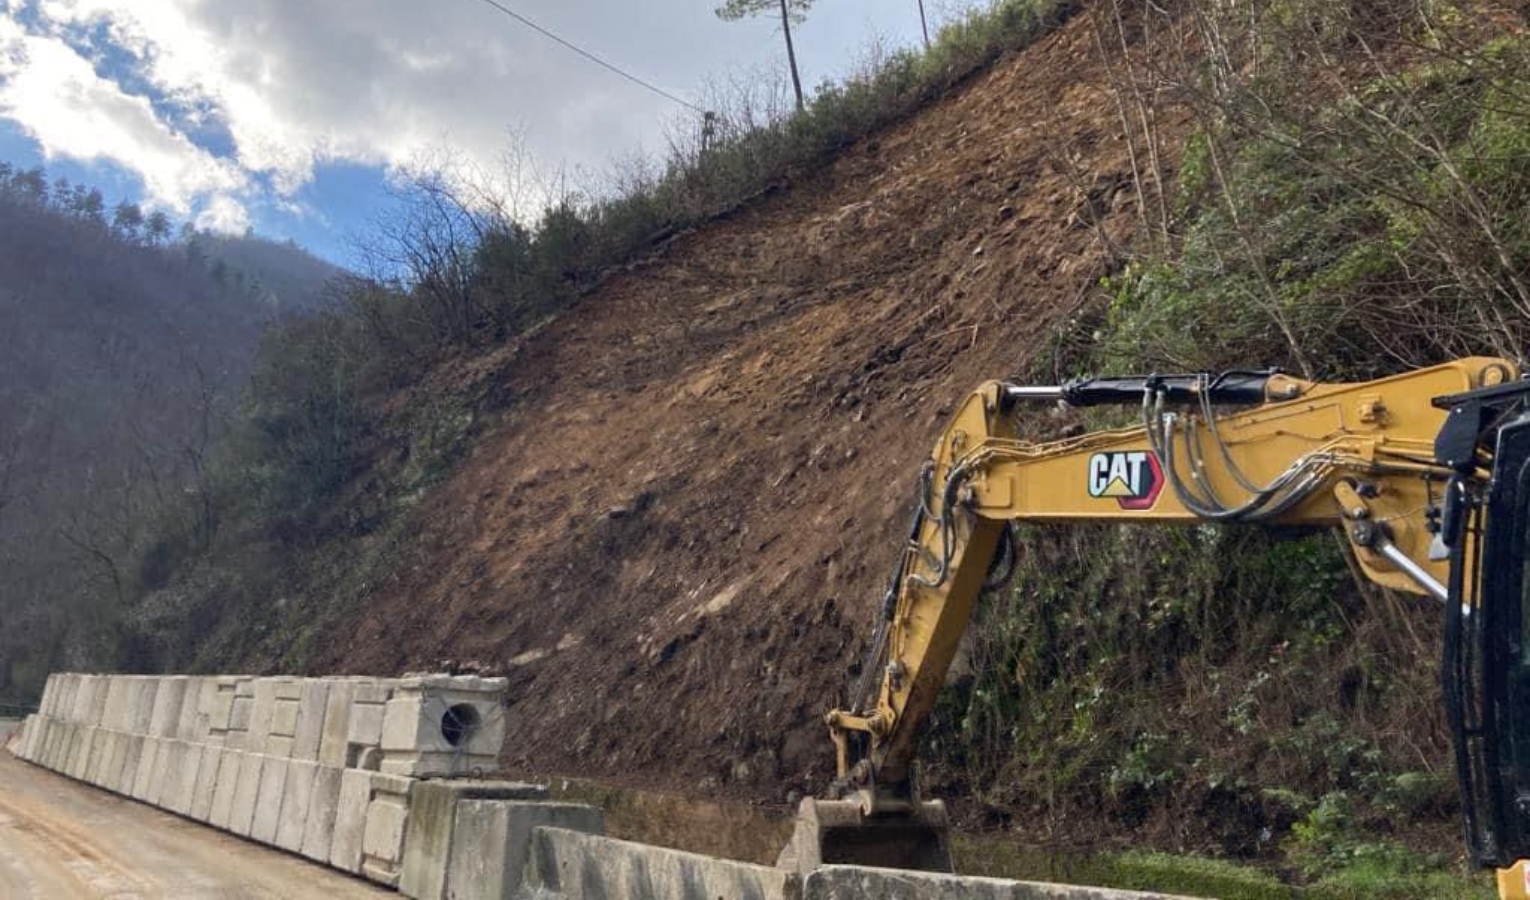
[778,356,1530,899]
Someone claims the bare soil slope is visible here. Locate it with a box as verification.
[316,7,1185,803]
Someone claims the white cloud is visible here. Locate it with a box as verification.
[194,193,250,234]
[1,0,928,230]
[0,17,247,211]
[21,0,660,201]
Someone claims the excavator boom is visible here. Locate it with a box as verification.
[781,357,1530,895]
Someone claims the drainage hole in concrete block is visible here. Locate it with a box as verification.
[441,704,480,746]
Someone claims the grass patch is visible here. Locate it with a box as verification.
[953,836,1497,899]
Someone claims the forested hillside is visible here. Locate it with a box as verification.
[0,166,339,703]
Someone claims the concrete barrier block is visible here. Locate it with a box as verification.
[267,680,303,757]
[230,751,267,837]
[290,681,328,762]
[131,736,161,801]
[48,674,67,721]
[50,674,68,716]
[71,725,94,780]
[191,745,223,821]
[801,867,1197,900]
[58,674,81,723]
[345,683,393,763]
[302,764,344,863]
[34,716,53,763]
[227,679,255,750]
[110,731,134,791]
[247,679,280,754]
[399,781,551,900]
[382,678,507,754]
[149,677,189,739]
[272,699,299,738]
[66,725,93,779]
[102,677,130,732]
[45,675,63,721]
[35,719,56,762]
[38,719,58,767]
[36,717,56,764]
[318,681,355,768]
[52,722,77,771]
[269,711,297,758]
[275,759,317,852]
[166,741,203,816]
[151,739,182,807]
[360,778,411,888]
[330,768,375,873]
[70,724,89,774]
[203,677,239,744]
[14,716,32,760]
[441,800,602,900]
[68,675,96,727]
[38,677,58,719]
[210,749,243,830]
[146,736,181,806]
[11,715,30,760]
[60,722,80,772]
[67,675,92,727]
[90,729,121,787]
[128,677,156,736]
[17,714,40,761]
[42,719,60,765]
[521,827,794,900]
[102,730,126,786]
[251,755,290,843]
[88,677,110,727]
[175,677,205,740]
[381,677,506,778]
[36,716,55,765]
[115,734,143,795]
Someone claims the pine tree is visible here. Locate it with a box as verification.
[715,0,813,113]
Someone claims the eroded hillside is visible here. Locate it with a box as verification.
[310,6,1185,801]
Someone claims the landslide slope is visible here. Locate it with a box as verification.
[315,7,1182,799]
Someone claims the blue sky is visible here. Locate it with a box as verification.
[0,0,970,268]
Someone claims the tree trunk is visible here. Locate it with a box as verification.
[779,0,805,112]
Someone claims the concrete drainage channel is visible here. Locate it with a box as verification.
[8,672,1191,900]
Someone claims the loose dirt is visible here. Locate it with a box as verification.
[314,4,1189,811]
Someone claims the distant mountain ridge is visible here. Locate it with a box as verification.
[0,165,342,700]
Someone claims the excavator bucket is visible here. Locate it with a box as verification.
[776,797,953,873]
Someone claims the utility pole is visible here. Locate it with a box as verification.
[917,0,931,49]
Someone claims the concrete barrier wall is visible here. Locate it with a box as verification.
[515,830,1193,900]
[11,673,1194,900]
[9,671,532,897]
[520,826,796,900]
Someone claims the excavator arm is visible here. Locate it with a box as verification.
[781,356,1530,895]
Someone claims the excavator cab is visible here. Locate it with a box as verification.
[1447,384,1530,872]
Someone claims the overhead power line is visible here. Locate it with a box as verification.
[465,0,706,114]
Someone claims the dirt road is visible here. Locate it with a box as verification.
[0,722,390,899]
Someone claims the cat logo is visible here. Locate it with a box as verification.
[1087,451,1164,510]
